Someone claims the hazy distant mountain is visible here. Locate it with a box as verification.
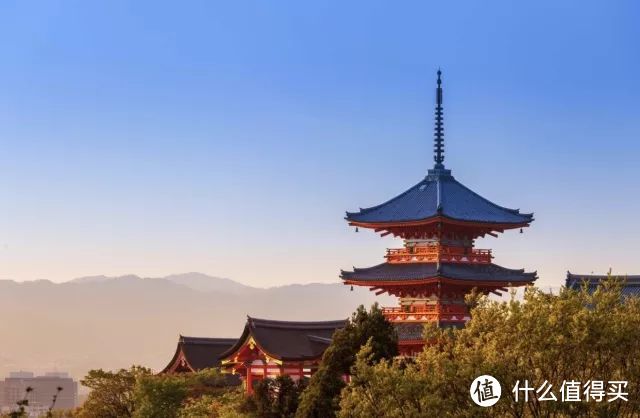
[0,274,392,383]
[163,272,257,295]
[69,272,255,295]
[69,274,140,284]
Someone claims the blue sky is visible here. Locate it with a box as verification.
[1,1,639,287]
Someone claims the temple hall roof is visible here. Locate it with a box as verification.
[346,168,533,226]
[566,272,640,297]
[220,317,347,362]
[341,262,537,284]
[161,336,238,373]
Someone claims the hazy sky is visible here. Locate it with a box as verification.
[1,1,639,287]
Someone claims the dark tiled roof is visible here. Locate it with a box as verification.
[342,262,537,283]
[346,168,533,225]
[566,272,640,297]
[162,336,237,373]
[221,317,347,361]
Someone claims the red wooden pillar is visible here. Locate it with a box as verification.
[246,366,253,394]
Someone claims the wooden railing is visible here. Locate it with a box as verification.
[385,245,492,264]
[382,305,469,322]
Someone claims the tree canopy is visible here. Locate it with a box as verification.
[339,279,640,417]
[79,366,151,418]
[242,375,308,418]
[296,303,398,418]
[76,367,239,418]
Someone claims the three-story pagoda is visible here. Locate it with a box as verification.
[342,71,537,355]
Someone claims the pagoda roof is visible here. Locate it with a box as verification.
[566,272,640,297]
[161,336,238,373]
[220,317,347,362]
[346,168,533,227]
[342,262,537,284]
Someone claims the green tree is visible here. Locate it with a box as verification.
[244,376,307,418]
[79,366,151,418]
[78,367,238,418]
[296,303,398,418]
[339,278,640,418]
[134,369,240,418]
[177,389,246,418]
[134,369,238,418]
[340,342,432,418]
[133,374,188,418]
[182,369,240,400]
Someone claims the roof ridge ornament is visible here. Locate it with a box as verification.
[433,69,445,169]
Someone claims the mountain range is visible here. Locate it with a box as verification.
[0,273,392,382]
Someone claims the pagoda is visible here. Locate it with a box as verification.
[342,70,537,356]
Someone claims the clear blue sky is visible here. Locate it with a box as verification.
[1,1,639,287]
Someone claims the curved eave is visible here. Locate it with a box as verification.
[346,214,533,232]
[219,320,329,363]
[220,339,325,364]
[345,172,533,228]
[342,276,536,288]
[160,343,195,374]
[255,318,346,361]
[341,263,538,287]
[160,345,183,374]
[219,322,259,361]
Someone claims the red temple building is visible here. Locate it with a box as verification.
[342,71,537,355]
[218,317,346,393]
[162,318,346,393]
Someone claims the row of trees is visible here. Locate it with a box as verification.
[11,278,638,417]
[63,305,396,418]
[0,368,243,417]
[79,367,244,418]
[339,281,640,417]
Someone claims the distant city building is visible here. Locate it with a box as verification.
[8,372,34,379]
[0,372,77,416]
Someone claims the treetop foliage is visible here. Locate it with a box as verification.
[340,277,640,418]
[295,303,398,418]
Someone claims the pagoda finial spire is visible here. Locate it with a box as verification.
[433,69,445,169]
